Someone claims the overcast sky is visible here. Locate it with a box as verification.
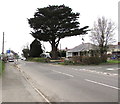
[0,0,119,54]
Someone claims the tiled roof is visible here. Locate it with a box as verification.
[67,43,98,52]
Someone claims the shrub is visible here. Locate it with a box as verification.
[72,56,82,64]
[82,56,102,65]
[82,56,91,65]
[71,56,102,65]
[101,54,108,63]
[64,60,75,65]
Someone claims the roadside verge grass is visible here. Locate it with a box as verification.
[27,57,50,63]
[0,60,5,75]
[107,60,120,64]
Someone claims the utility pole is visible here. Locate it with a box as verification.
[1,32,5,60]
[2,32,4,54]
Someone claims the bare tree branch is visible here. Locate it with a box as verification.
[89,16,116,56]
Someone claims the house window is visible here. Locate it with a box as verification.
[73,52,78,56]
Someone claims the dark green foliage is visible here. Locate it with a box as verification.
[28,5,89,59]
[22,49,30,59]
[58,50,66,57]
[30,39,43,57]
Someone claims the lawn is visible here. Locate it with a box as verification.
[0,60,5,74]
[107,60,120,64]
[0,61,2,74]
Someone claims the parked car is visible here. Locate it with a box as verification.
[8,57,14,62]
[20,57,26,60]
[40,53,51,58]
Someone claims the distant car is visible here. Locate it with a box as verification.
[8,57,14,62]
[40,53,51,58]
[21,57,26,60]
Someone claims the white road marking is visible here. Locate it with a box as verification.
[106,68,115,70]
[85,79,119,90]
[31,84,51,104]
[16,66,51,103]
[72,68,118,76]
[52,70,74,77]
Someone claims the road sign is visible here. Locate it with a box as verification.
[7,50,10,53]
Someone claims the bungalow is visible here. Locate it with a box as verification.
[66,43,98,58]
[108,42,120,59]
[66,42,120,58]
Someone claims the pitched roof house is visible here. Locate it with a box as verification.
[66,43,98,57]
[66,42,120,58]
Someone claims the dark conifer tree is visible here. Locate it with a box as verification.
[28,5,89,59]
[30,39,43,57]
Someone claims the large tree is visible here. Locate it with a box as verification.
[90,16,116,57]
[28,5,89,59]
[30,39,43,57]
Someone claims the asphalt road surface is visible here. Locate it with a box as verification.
[14,60,119,102]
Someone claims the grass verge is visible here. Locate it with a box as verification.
[0,60,5,75]
[27,57,50,63]
[106,60,120,64]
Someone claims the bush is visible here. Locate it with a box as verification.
[72,56,82,64]
[82,56,102,65]
[63,60,75,65]
[101,54,108,63]
[71,56,102,65]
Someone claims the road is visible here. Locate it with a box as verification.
[14,60,119,102]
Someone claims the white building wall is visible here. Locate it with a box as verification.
[66,52,72,57]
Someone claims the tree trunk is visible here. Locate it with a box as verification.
[100,47,107,62]
[51,41,58,60]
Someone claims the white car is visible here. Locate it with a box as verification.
[8,57,14,62]
[40,53,51,58]
[21,57,26,60]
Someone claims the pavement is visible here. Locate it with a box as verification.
[16,60,118,102]
[2,62,46,102]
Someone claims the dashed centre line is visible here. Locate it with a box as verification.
[85,79,119,90]
[52,70,74,77]
[72,68,118,76]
